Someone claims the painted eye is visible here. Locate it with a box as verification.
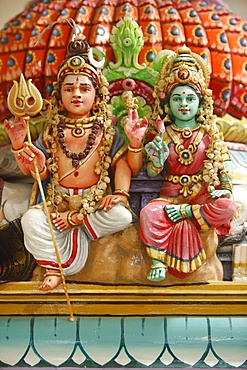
[123,38,132,46]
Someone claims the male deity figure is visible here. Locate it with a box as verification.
[4,36,141,290]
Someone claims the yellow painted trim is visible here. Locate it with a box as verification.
[0,281,246,316]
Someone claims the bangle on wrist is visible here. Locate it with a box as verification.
[113,189,130,199]
[180,204,188,219]
[150,161,163,173]
[221,181,233,192]
[11,146,25,154]
[67,210,79,227]
[30,166,47,177]
[128,144,143,153]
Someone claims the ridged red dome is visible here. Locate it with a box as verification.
[0,0,246,121]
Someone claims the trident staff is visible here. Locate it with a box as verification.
[7,74,74,322]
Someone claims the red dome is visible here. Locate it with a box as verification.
[0,0,247,121]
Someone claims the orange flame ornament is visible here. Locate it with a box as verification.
[7,74,43,118]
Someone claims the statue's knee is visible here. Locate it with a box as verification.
[21,208,40,233]
[112,204,132,228]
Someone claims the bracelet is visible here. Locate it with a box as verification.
[113,189,130,199]
[150,161,163,173]
[67,210,79,227]
[128,144,143,153]
[221,182,233,192]
[30,166,47,177]
[180,204,188,219]
[11,146,25,154]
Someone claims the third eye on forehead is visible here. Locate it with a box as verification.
[62,75,93,87]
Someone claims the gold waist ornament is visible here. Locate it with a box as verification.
[163,174,203,197]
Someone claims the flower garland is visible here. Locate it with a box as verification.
[197,91,232,192]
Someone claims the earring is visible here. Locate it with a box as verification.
[163,105,172,124]
[197,106,205,123]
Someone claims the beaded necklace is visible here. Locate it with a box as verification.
[57,115,102,168]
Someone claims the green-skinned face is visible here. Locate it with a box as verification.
[169,85,200,127]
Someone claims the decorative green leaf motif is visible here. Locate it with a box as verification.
[109,15,145,75]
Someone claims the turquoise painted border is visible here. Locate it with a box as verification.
[0,316,246,368]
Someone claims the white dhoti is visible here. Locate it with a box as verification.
[21,203,132,276]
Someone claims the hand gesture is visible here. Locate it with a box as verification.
[4,116,27,149]
[99,194,128,211]
[210,189,231,199]
[15,143,46,173]
[164,204,182,222]
[145,134,169,168]
[124,109,148,148]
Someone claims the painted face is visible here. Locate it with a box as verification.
[169,85,200,124]
[61,74,96,118]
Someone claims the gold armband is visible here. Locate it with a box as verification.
[67,210,79,227]
[113,189,130,199]
[128,144,143,153]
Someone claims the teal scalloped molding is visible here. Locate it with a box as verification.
[0,316,246,368]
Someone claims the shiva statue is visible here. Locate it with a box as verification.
[4,35,139,290]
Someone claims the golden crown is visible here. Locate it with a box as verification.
[158,46,210,96]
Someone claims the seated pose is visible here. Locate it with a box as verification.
[125,46,237,282]
[4,37,136,290]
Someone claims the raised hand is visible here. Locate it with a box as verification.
[4,116,27,149]
[124,109,148,148]
[145,133,169,168]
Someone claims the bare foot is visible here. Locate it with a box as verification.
[39,270,61,291]
[147,259,167,282]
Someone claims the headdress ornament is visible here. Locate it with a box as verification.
[57,36,105,86]
[33,18,104,87]
[158,46,210,96]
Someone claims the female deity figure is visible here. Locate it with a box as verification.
[125,46,237,282]
[4,37,137,290]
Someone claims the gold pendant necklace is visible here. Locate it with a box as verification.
[167,125,204,165]
[65,122,94,137]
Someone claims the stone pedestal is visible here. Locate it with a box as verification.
[32,223,223,285]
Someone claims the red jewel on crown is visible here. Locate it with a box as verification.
[178,69,190,80]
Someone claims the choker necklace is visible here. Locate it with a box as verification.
[170,123,201,137]
[65,122,94,137]
[58,115,97,138]
[57,117,101,168]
